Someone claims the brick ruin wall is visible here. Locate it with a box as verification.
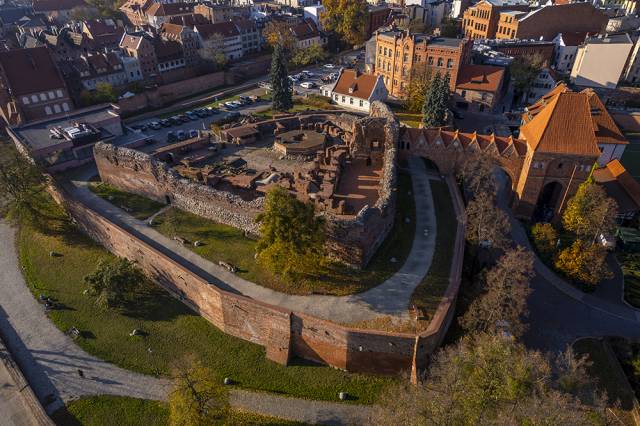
[94,142,262,234]
[48,181,420,375]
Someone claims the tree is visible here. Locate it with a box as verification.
[460,246,534,337]
[0,150,45,218]
[531,222,558,259]
[439,17,459,38]
[321,0,367,47]
[465,191,511,250]
[198,34,228,71]
[403,67,432,113]
[562,181,618,241]
[422,72,449,128]
[374,333,611,425]
[510,53,545,97]
[70,6,99,21]
[95,82,117,103]
[255,186,325,279]
[84,257,144,308]
[270,44,293,112]
[555,239,612,286]
[455,150,497,196]
[262,21,296,51]
[169,357,229,426]
[291,44,329,67]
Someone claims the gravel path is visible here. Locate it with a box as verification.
[67,156,437,324]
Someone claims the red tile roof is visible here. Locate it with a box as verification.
[456,65,505,93]
[332,69,380,99]
[146,2,194,17]
[400,127,528,156]
[0,46,66,96]
[593,159,640,213]
[194,21,239,39]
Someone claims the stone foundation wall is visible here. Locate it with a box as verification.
[94,142,262,234]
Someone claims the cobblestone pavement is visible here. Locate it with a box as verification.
[68,156,437,323]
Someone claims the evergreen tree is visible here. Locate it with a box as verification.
[436,72,451,125]
[422,72,440,127]
[270,44,293,112]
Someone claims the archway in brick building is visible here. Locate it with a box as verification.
[534,181,563,222]
[422,157,441,173]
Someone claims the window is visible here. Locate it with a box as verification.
[31,95,38,103]
[48,91,55,99]
[39,93,46,101]
[341,96,345,102]
[56,90,63,98]
[359,99,364,107]
[447,59,453,68]
[349,97,353,105]
[22,96,29,105]
[62,102,69,112]
[44,106,52,115]
[53,104,61,113]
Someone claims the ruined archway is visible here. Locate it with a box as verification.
[534,181,563,222]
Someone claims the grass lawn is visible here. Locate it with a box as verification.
[18,195,394,403]
[620,252,640,308]
[410,178,457,327]
[254,95,337,119]
[88,182,164,220]
[153,172,416,296]
[52,395,307,426]
[394,111,422,128]
[573,338,636,425]
[621,135,640,180]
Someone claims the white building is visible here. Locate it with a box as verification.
[526,68,561,105]
[321,69,388,113]
[303,5,324,29]
[570,33,634,89]
[552,32,590,75]
[623,36,640,84]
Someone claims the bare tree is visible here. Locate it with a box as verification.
[198,34,227,71]
[465,191,511,250]
[456,150,497,196]
[460,246,534,337]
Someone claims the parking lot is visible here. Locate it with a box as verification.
[125,54,365,146]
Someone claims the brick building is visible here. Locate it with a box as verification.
[0,46,74,126]
[373,30,472,98]
[482,39,556,66]
[494,3,607,41]
[120,32,158,80]
[462,0,530,40]
[160,23,201,68]
[453,64,505,112]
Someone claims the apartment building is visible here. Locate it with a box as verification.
[552,32,591,74]
[462,0,529,40]
[160,23,201,67]
[494,3,607,41]
[373,29,472,98]
[194,21,243,61]
[570,33,634,89]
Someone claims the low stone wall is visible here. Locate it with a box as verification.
[94,143,262,234]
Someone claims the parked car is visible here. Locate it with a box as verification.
[167,131,177,142]
[176,130,186,141]
[149,121,162,130]
[224,101,238,109]
[169,116,182,125]
[323,63,335,69]
[186,111,199,120]
[300,82,315,89]
[239,96,253,104]
[160,119,171,127]
[179,114,190,123]
[206,106,218,114]
[188,129,198,138]
[301,70,314,77]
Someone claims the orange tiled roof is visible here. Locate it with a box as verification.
[593,159,640,212]
[583,89,628,146]
[455,65,505,93]
[332,69,379,100]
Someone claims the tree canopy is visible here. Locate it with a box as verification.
[262,21,296,51]
[291,44,328,67]
[169,357,229,426]
[562,181,618,240]
[84,257,144,308]
[270,44,293,112]
[422,72,450,127]
[461,246,534,337]
[255,186,325,279]
[321,0,367,46]
[0,149,45,218]
[510,53,545,96]
[374,333,611,425]
[555,239,612,287]
[465,191,511,250]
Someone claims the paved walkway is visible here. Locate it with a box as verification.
[0,221,372,424]
[493,173,640,352]
[67,156,437,324]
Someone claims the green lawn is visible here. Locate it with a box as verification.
[620,252,640,308]
[52,395,307,426]
[620,136,640,180]
[254,95,336,119]
[394,111,422,128]
[573,338,636,425]
[18,195,393,403]
[153,172,416,296]
[410,178,457,327]
[88,182,165,220]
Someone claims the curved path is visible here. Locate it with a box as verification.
[493,173,640,352]
[66,156,437,324]
[0,221,372,424]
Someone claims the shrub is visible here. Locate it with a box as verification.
[531,222,558,258]
[554,240,611,287]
